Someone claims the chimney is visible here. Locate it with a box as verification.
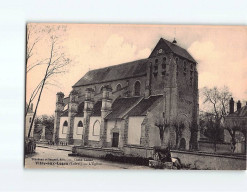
[229,97,234,114]
[237,100,242,111]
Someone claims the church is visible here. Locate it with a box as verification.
[52,38,199,157]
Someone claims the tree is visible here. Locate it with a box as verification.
[201,86,232,151]
[34,115,55,140]
[172,120,185,149]
[26,24,71,138]
[201,86,232,121]
[225,119,247,153]
[155,117,170,147]
[25,24,68,116]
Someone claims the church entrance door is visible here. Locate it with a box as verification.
[112,133,119,147]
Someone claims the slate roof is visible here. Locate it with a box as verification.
[228,105,247,117]
[149,38,196,63]
[127,95,163,116]
[162,38,196,63]
[105,97,141,120]
[63,97,69,106]
[73,59,148,87]
[72,38,195,88]
[60,95,163,119]
[61,109,68,117]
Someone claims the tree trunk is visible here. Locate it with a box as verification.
[27,42,54,138]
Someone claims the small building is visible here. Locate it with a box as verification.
[224,98,247,153]
[52,38,199,157]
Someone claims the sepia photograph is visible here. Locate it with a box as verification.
[24,23,247,170]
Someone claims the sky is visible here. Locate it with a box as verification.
[26,24,247,116]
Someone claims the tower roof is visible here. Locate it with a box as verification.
[149,38,196,63]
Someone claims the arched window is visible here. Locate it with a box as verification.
[78,121,83,127]
[77,120,83,135]
[134,81,141,96]
[63,121,68,126]
[93,120,100,136]
[29,117,32,123]
[62,121,68,134]
[116,84,122,91]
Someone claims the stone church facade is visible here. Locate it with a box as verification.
[53,38,199,156]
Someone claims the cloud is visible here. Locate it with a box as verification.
[188,40,247,102]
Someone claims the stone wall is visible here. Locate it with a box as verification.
[73,146,124,158]
[123,145,154,158]
[199,141,232,153]
[171,150,246,170]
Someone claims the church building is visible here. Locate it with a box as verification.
[52,38,199,157]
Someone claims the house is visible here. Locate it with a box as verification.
[224,98,247,153]
[52,38,199,157]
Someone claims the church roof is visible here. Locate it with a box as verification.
[227,105,247,117]
[63,97,69,106]
[149,38,196,63]
[73,38,196,88]
[61,109,68,117]
[73,59,148,87]
[105,97,141,119]
[127,95,163,116]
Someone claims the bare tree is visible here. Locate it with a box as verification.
[25,24,68,116]
[155,117,170,147]
[225,119,247,153]
[172,120,185,149]
[201,86,232,121]
[26,26,71,138]
[200,86,232,152]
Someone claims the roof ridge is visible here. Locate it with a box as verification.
[161,38,196,63]
[87,58,147,73]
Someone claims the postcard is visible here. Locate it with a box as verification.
[24,24,247,170]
